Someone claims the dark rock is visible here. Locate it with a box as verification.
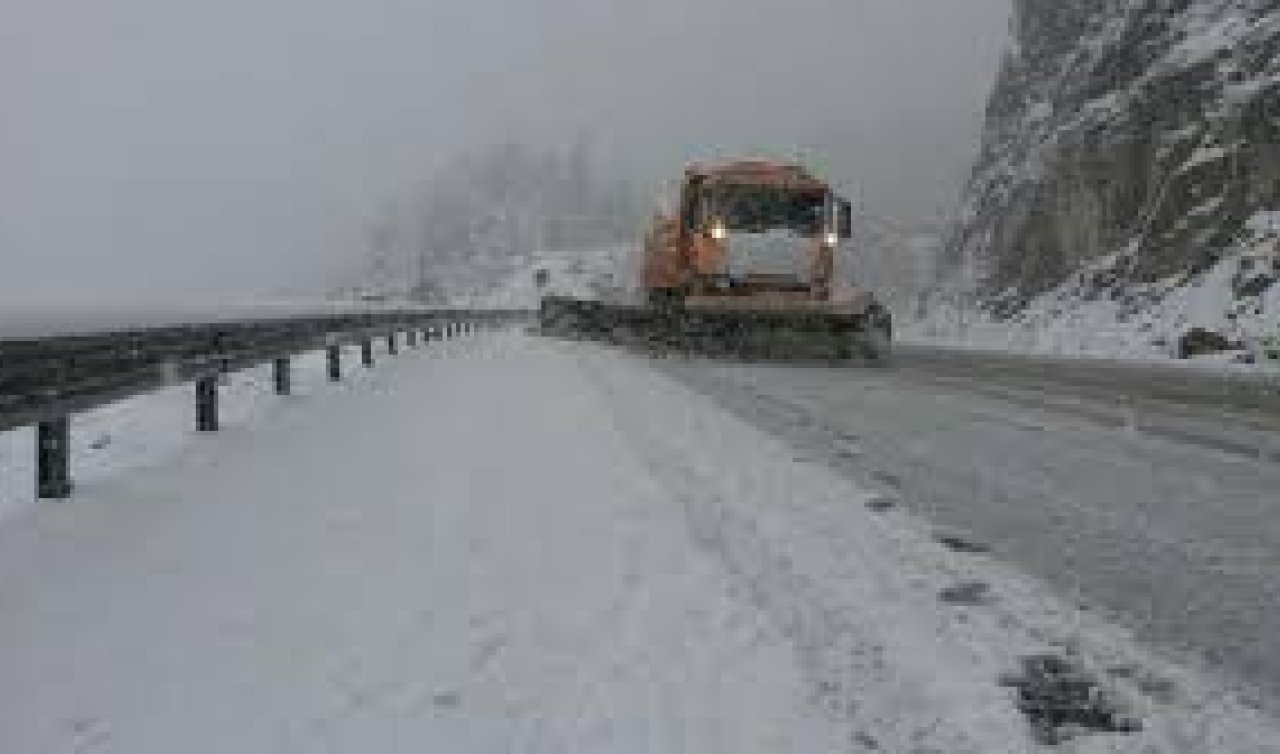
[1177,327,1235,359]
[934,532,992,554]
[1135,674,1178,703]
[1004,653,1142,744]
[1105,664,1137,679]
[871,470,902,489]
[865,496,897,513]
[1236,274,1276,298]
[938,581,993,606]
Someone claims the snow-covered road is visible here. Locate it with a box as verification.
[0,332,1276,751]
[660,352,1280,717]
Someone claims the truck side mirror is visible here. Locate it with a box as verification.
[837,198,853,240]
[681,178,707,233]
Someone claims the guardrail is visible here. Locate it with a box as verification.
[0,306,532,499]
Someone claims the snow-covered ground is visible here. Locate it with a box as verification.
[0,332,1276,751]
[905,211,1280,368]
[0,333,833,753]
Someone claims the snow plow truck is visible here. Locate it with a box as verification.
[540,159,892,362]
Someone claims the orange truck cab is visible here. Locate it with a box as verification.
[642,160,853,306]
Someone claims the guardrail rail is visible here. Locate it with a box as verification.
[0,306,532,498]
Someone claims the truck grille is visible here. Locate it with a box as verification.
[724,230,814,283]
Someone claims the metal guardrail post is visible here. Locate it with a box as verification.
[387,332,398,355]
[273,357,291,396]
[196,376,219,432]
[327,344,342,382]
[361,339,375,367]
[37,416,73,499]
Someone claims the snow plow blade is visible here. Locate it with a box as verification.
[539,294,892,363]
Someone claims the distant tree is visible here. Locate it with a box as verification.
[349,138,644,300]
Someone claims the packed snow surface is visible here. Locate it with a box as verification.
[0,332,1276,751]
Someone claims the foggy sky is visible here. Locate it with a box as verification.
[1,0,1010,304]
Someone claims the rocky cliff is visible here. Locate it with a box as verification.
[947,0,1280,322]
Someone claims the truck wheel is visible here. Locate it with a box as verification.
[861,325,893,366]
[861,304,893,365]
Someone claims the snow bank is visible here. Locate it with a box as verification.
[906,220,1280,368]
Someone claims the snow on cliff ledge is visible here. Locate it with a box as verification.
[906,208,1280,363]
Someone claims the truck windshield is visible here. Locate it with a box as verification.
[704,185,826,235]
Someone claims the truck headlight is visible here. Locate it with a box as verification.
[710,222,727,241]
[825,231,840,247]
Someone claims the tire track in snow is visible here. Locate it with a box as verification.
[580,351,1028,753]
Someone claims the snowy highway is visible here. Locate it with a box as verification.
[1,331,1278,751]
[658,345,1280,716]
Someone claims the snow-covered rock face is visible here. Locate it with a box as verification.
[949,0,1280,302]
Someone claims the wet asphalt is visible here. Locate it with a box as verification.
[655,346,1280,712]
